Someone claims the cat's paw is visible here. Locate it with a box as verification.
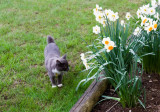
[57,84,63,87]
[52,85,57,88]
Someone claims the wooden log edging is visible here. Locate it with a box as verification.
[70,75,108,112]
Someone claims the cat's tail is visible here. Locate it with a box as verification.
[47,35,55,44]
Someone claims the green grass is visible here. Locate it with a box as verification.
[0,0,148,111]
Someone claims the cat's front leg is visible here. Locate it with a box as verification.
[48,72,57,88]
[57,74,63,87]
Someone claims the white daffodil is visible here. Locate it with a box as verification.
[151,0,158,8]
[149,7,156,15]
[109,12,119,22]
[158,0,160,5]
[154,13,159,20]
[93,4,102,16]
[145,25,153,33]
[133,27,141,36]
[80,53,85,61]
[105,41,116,52]
[137,9,141,19]
[140,4,149,15]
[102,37,111,46]
[95,12,104,23]
[126,12,132,20]
[101,19,106,27]
[104,9,113,18]
[93,25,100,34]
[120,20,125,27]
[141,16,148,26]
[82,59,90,70]
[153,21,158,31]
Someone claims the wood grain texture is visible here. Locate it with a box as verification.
[70,74,108,112]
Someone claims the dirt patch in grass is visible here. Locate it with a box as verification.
[92,73,160,112]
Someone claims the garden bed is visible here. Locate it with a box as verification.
[92,73,160,112]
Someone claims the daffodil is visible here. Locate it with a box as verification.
[80,53,85,61]
[145,25,153,33]
[154,13,159,20]
[141,16,148,26]
[105,41,116,52]
[153,21,158,31]
[93,25,100,34]
[93,4,102,16]
[149,7,156,15]
[125,12,132,20]
[104,9,113,18]
[151,0,158,8]
[101,19,106,27]
[120,20,125,27]
[82,59,90,70]
[95,12,104,23]
[140,4,149,15]
[102,37,111,46]
[109,12,119,22]
[136,9,141,19]
[133,27,141,36]
[158,0,160,5]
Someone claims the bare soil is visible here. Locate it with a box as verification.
[92,73,160,112]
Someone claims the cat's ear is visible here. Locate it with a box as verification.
[56,60,61,65]
[62,54,67,59]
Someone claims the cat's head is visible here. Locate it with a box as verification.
[55,54,69,72]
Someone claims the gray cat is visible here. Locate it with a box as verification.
[44,36,69,88]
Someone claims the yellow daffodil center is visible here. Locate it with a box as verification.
[99,16,102,19]
[95,29,97,31]
[144,9,146,11]
[143,19,147,24]
[106,13,109,16]
[96,8,98,11]
[149,27,153,31]
[154,24,157,29]
[112,15,115,18]
[108,46,114,50]
[151,10,153,12]
[105,41,109,45]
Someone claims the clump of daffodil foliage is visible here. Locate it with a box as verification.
[77,3,147,108]
[133,0,160,74]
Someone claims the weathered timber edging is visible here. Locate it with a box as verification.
[70,75,108,112]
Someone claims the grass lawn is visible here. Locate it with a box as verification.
[0,0,148,111]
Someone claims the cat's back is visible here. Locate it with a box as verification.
[44,36,60,58]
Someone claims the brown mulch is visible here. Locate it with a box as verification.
[92,73,160,112]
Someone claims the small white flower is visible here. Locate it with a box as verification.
[80,53,85,61]
[104,9,113,18]
[141,16,148,26]
[82,59,90,70]
[154,13,159,19]
[102,37,111,46]
[133,27,141,36]
[95,12,104,23]
[101,19,106,27]
[126,12,132,20]
[93,25,100,34]
[158,0,160,5]
[149,7,156,15]
[120,20,125,27]
[109,12,119,22]
[151,0,158,8]
[93,4,102,16]
[137,9,141,19]
[140,4,149,15]
[153,21,158,31]
[105,41,116,52]
[145,25,153,33]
